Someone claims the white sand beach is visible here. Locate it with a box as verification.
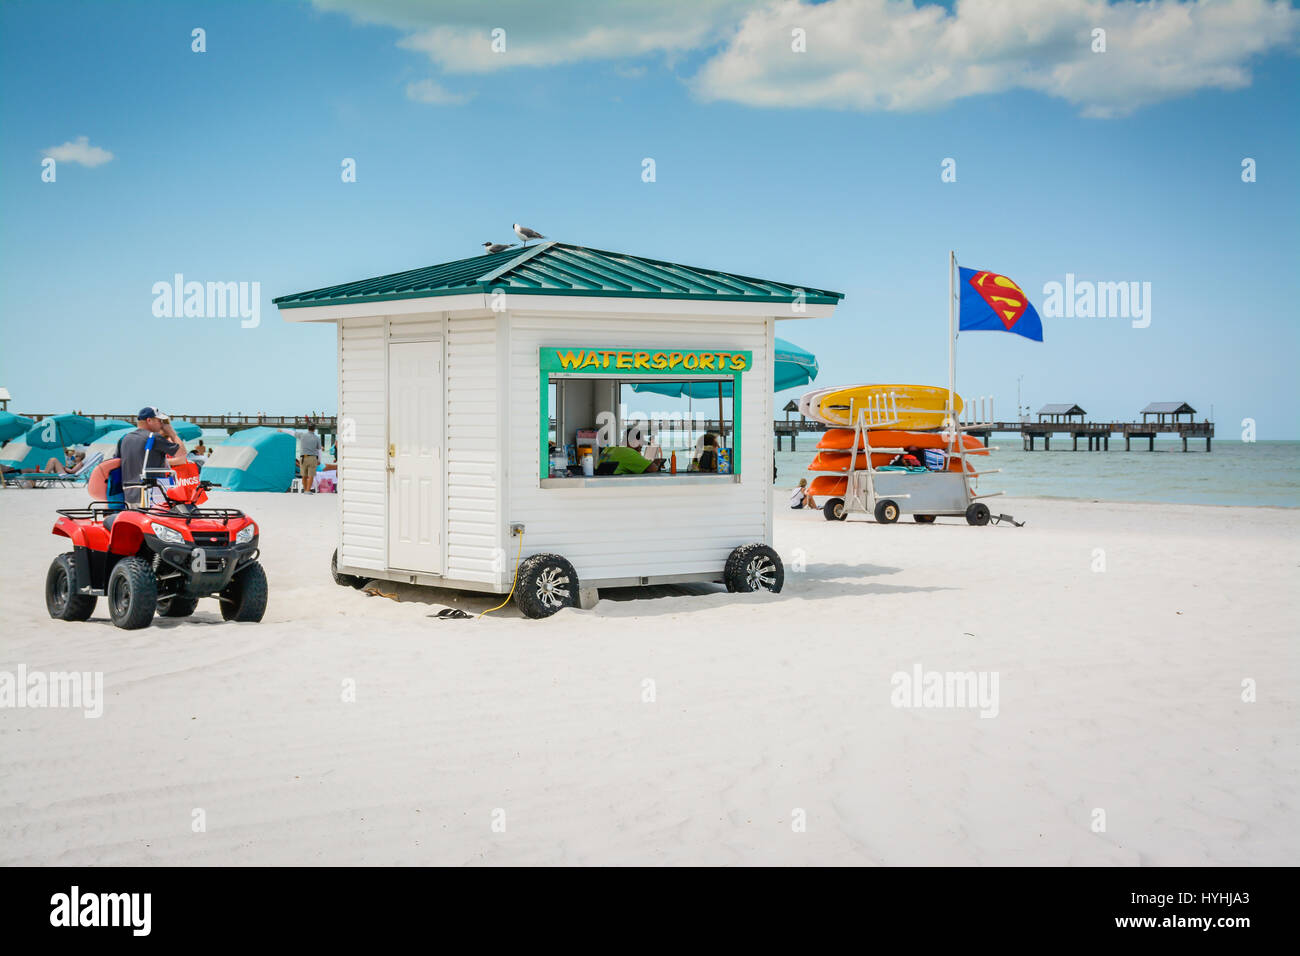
[1,489,1295,866]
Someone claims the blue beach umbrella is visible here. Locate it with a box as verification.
[0,411,36,443]
[631,337,819,399]
[26,413,95,449]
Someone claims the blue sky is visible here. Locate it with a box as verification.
[1,0,1297,435]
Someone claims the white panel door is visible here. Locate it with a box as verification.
[387,339,443,573]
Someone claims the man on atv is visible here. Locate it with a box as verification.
[117,406,187,509]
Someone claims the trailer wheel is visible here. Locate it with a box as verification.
[157,595,199,618]
[107,556,158,630]
[965,503,991,526]
[515,553,578,619]
[46,553,97,622]
[221,562,268,622]
[331,548,367,589]
[724,544,785,594]
[874,499,900,524]
[822,497,846,521]
[913,514,936,524]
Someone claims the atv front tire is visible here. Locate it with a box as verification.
[107,556,158,630]
[331,548,367,589]
[221,561,268,622]
[46,552,97,622]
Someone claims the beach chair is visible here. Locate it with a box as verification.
[28,451,104,488]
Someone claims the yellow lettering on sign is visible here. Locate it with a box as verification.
[683,352,699,369]
[633,351,650,369]
[557,350,585,369]
[582,352,601,369]
[599,350,615,368]
[699,353,716,370]
[668,352,684,369]
[729,353,747,371]
[650,352,668,370]
[615,352,633,369]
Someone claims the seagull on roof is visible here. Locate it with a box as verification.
[483,241,517,254]
[513,223,545,246]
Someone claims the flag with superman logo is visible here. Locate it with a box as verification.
[958,267,1043,342]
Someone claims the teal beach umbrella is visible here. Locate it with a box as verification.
[26,413,95,449]
[170,420,202,441]
[630,337,819,399]
[0,411,36,443]
[91,419,135,440]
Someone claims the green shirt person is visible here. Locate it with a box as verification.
[600,445,659,475]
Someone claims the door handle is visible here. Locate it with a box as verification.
[388,443,396,471]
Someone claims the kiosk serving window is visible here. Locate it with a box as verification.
[539,347,750,484]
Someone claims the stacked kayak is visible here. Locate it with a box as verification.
[802,384,984,498]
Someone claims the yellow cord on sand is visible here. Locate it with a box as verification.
[479,531,524,619]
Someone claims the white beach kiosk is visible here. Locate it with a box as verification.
[275,242,842,617]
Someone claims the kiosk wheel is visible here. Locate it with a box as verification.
[913,514,936,524]
[965,503,991,526]
[515,553,578,619]
[331,549,368,590]
[874,499,900,524]
[724,544,785,594]
[823,497,846,521]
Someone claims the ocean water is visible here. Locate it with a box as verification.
[776,439,1300,508]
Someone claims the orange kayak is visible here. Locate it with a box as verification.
[808,475,847,497]
[817,428,987,453]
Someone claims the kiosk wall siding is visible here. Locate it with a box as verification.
[338,316,387,570]
[506,311,774,583]
[445,313,502,585]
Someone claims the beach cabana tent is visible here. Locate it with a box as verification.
[0,436,57,472]
[275,240,842,614]
[199,427,296,492]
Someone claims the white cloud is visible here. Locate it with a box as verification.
[313,0,1300,117]
[405,79,472,105]
[43,135,114,167]
[693,0,1300,118]
[313,0,748,71]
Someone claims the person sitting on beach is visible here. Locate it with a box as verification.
[789,477,815,509]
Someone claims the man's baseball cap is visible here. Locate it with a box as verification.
[137,406,169,421]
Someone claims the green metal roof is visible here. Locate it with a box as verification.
[274,241,844,309]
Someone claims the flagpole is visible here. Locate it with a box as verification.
[948,249,956,440]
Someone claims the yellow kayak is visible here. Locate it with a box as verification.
[803,384,961,429]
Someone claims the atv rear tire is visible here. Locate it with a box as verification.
[157,595,200,618]
[107,556,158,630]
[331,548,367,589]
[46,552,97,622]
[221,561,268,622]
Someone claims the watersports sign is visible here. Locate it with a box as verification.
[540,347,752,375]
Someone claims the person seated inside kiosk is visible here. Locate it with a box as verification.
[598,428,663,474]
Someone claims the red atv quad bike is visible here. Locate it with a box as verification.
[45,462,267,629]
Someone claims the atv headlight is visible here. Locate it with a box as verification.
[151,523,185,544]
[236,524,256,544]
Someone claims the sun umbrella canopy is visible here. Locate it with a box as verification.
[0,411,36,443]
[170,420,202,442]
[26,414,95,449]
[91,419,135,440]
[630,337,819,399]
